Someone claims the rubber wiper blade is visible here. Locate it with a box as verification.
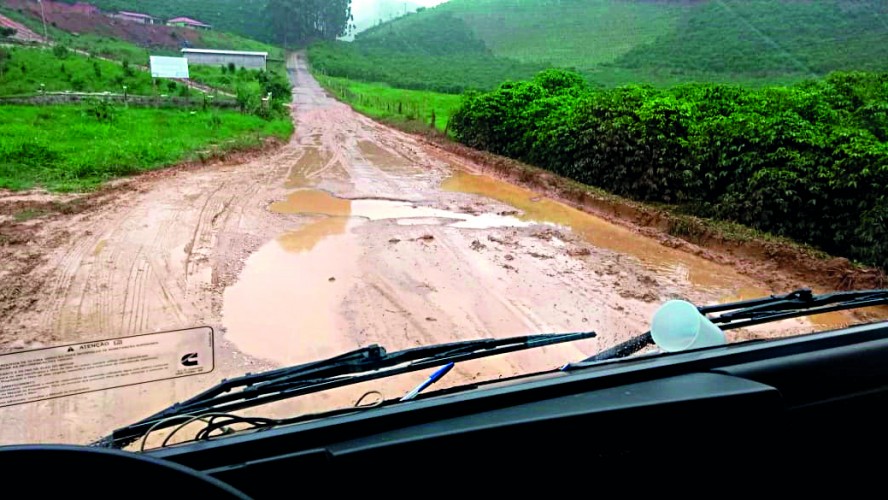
[579,288,888,364]
[708,288,888,328]
[96,330,596,449]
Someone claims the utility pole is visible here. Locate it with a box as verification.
[37,0,48,43]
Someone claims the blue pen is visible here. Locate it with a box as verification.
[400,362,455,401]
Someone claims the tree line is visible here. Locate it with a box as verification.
[263,0,353,47]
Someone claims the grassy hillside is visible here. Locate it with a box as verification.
[613,0,888,79]
[321,0,888,90]
[0,104,292,191]
[309,12,546,93]
[360,0,684,71]
[0,46,180,96]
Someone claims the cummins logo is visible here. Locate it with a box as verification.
[181,353,199,367]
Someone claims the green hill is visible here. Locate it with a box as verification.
[317,0,888,90]
[359,0,684,71]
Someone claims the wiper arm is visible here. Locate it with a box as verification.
[582,288,888,364]
[97,330,596,449]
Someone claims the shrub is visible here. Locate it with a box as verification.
[85,99,116,123]
[236,82,262,115]
[52,44,70,59]
[451,70,888,269]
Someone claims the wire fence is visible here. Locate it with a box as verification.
[0,91,239,109]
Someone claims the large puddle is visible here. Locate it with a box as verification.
[270,189,535,229]
[444,171,750,292]
[224,172,856,365]
[441,171,854,328]
[222,220,362,365]
[223,189,536,364]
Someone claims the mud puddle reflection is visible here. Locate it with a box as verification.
[271,189,535,229]
[224,189,538,364]
[222,218,362,365]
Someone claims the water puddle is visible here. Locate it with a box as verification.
[277,217,349,253]
[441,171,855,328]
[224,189,538,364]
[222,221,363,365]
[443,171,744,289]
[270,189,534,229]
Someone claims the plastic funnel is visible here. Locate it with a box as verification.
[650,300,727,352]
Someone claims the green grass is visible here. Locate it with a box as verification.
[188,63,291,99]
[0,105,293,191]
[316,75,462,133]
[0,46,170,96]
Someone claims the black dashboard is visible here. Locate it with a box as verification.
[5,321,888,496]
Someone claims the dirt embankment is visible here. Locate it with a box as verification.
[4,0,202,50]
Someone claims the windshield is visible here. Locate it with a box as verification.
[1,0,887,447]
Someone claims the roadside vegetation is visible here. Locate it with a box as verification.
[0,104,293,191]
[450,69,888,270]
[0,46,175,95]
[189,63,291,100]
[316,75,460,133]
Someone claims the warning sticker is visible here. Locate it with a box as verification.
[0,327,214,408]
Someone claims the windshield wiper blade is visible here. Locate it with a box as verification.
[96,330,596,449]
[580,288,888,364]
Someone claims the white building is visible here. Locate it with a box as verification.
[181,49,268,70]
[109,11,157,25]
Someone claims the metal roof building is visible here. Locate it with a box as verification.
[167,17,213,30]
[181,48,268,70]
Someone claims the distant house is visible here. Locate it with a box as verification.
[109,11,157,24]
[181,48,267,70]
[167,17,212,30]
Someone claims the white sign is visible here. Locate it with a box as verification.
[149,56,190,79]
[0,327,214,408]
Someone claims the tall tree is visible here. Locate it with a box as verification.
[264,0,354,47]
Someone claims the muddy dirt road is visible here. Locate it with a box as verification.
[0,54,838,446]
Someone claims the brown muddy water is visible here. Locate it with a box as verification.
[223,171,851,367]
